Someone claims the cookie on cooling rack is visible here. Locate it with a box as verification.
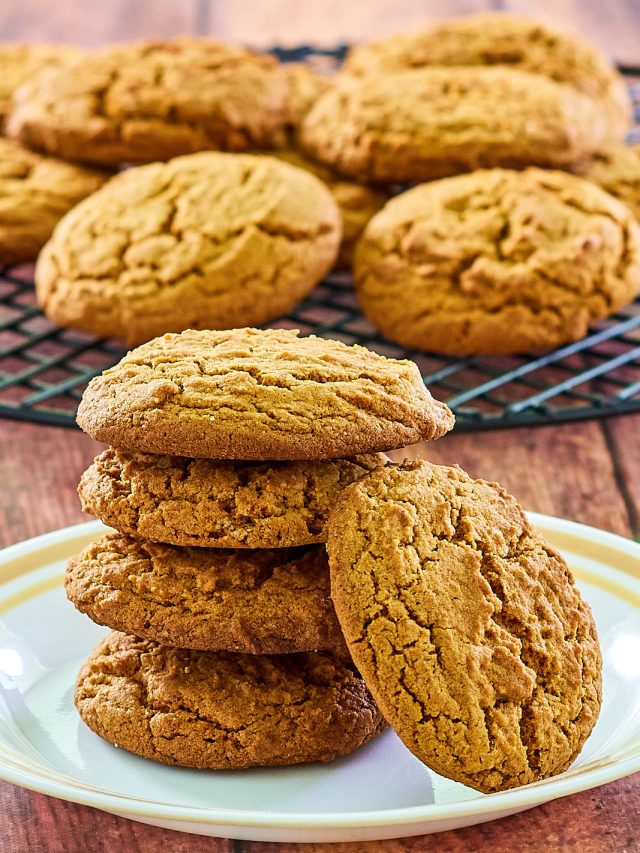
[326,459,602,793]
[300,66,607,183]
[354,168,640,355]
[75,631,386,768]
[580,144,640,220]
[0,138,106,267]
[35,153,341,344]
[75,327,454,460]
[345,12,630,140]
[7,38,291,165]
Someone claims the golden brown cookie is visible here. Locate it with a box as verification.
[76,327,454,460]
[35,153,341,344]
[346,13,630,139]
[282,62,332,128]
[0,138,106,266]
[75,631,386,768]
[0,43,83,129]
[326,459,602,793]
[580,144,640,220]
[300,67,607,183]
[79,448,386,548]
[66,533,345,654]
[271,148,388,270]
[7,38,290,165]
[355,168,640,355]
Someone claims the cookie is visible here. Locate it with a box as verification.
[271,148,388,270]
[78,448,386,549]
[7,38,290,165]
[300,67,607,183]
[0,138,106,266]
[346,12,630,140]
[326,459,602,793]
[75,631,385,768]
[76,327,454,460]
[66,533,345,654]
[354,168,640,355]
[35,153,341,344]
[580,144,640,220]
[282,62,331,128]
[0,43,82,129]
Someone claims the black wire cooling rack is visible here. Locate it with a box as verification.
[2,49,640,432]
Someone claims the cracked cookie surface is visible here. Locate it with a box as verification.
[66,533,345,654]
[75,630,385,768]
[76,327,454,460]
[35,153,341,344]
[346,12,630,140]
[580,144,640,221]
[7,38,290,165]
[300,66,606,184]
[0,138,107,266]
[79,448,386,548]
[0,43,83,127]
[354,168,640,355]
[326,459,601,793]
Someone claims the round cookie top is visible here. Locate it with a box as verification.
[7,38,290,165]
[581,144,640,220]
[0,43,83,127]
[76,327,454,460]
[66,533,345,655]
[354,168,640,355]
[79,448,386,548]
[346,13,630,138]
[35,153,341,345]
[326,459,602,793]
[300,66,607,183]
[0,138,107,266]
[75,631,385,769]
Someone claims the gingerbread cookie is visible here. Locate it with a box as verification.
[0,138,106,266]
[79,448,386,548]
[7,38,290,165]
[75,631,385,768]
[35,153,341,344]
[354,168,640,355]
[76,328,453,460]
[300,67,607,183]
[66,533,344,654]
[326,459,602,793]
[346,13,630,139]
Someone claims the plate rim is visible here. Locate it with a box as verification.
[0,516,638,831]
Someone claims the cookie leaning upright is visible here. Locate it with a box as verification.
[326,459,602,793]
[35,153,341,344]
[76,327,454,459]
[7,38,290,165]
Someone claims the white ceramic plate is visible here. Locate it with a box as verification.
[0,517,638,842]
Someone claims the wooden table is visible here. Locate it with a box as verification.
[1,1,640,850]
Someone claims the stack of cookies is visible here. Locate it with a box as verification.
[65,326,454,770]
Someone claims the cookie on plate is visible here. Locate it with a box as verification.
[78,448,386,549]
[271,148,388,269]
[35,153,341,344]
[7,38,290,165]
[0,138,106,266]
[300,67,607,183]
[66,533,345,654]
[75,631,385,768]
[580,144,640,220]
[0,43,83,129]
[354,168,640,355]
[76,327,454,460]
[326,459,602,793]
[346,12,630,139]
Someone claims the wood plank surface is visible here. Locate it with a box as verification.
[0,0,639,850]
